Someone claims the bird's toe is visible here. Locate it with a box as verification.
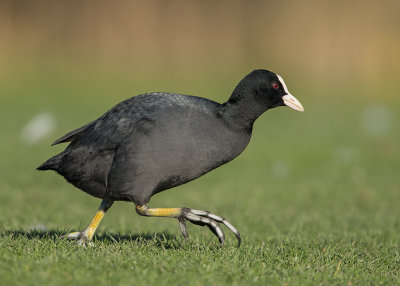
[64,231,83,240]
[181,209,226,245]
[181,208,241,246]
[178,219,189,240]
[77,237,93,247]
[62,231,93,246]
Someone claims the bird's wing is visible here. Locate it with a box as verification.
[62,93,219,151]
[51,122,93,145]
[54,95,155,149]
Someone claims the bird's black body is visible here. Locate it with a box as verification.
[41,92,251,205]
[38,69,304,245]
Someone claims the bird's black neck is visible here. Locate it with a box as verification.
[218,97,267,133]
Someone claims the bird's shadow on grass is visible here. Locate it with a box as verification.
[2,229,185,249]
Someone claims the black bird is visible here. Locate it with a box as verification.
[38,69,304,246]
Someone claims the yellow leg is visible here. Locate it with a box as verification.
[84,208,105,239]
[66,199,114,243]
[136,205,182,218]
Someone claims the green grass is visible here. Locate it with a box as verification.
[0,72,399,285]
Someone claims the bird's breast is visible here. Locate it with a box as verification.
[135,110,251,193]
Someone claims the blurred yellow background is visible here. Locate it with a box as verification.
[1,0,399,101]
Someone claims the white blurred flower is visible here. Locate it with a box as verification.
[20,112,56,145]
[361,105,392,138]
[29,223,47,232]
[333,146,358,165]
[272,160,290,178]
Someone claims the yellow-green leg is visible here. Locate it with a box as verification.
[65,199,114,245]
[135,205,241,246]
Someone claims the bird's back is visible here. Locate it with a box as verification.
[69,93,220,150]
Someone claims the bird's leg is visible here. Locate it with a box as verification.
[135,205,241,246]
[64,199,114,245]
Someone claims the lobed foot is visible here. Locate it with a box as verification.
[61,231,94,246]
[179,208,241,246]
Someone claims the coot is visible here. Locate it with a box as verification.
[38,69,304,245]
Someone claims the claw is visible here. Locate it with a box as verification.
[191,209,241,246]
[179,219,189,240]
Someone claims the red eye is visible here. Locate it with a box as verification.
[273,83,279,89]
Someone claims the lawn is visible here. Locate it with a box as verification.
[0,70,399,285]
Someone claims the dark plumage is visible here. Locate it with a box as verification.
[38,69,304,245]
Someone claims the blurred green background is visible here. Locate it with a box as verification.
[0,1,399,285]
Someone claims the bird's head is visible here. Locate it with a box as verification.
[229,69,304,113]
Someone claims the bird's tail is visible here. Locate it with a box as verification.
[37,153,64,171]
